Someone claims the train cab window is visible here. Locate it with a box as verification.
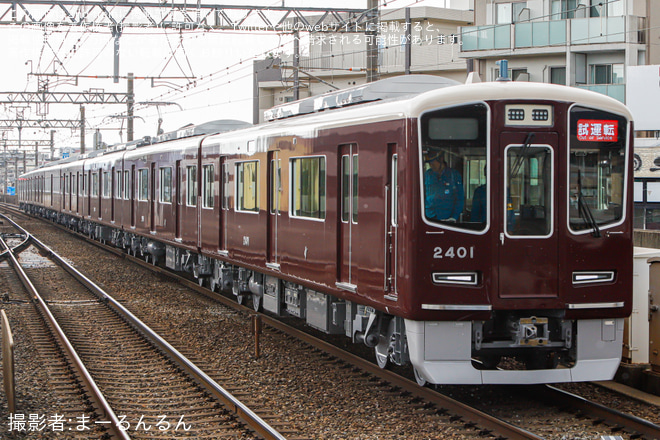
[505,145,553,237]
[291,156,326,220]
[568,106,627,234]
[202,164,214,208]
[186,165,197,207]
[160,167,172,203]
[420,103,488,232]
[137,169,149,201]
[237,161,259,213]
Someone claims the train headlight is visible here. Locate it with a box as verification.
[432,272,479,286]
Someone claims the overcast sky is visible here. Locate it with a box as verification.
[0,0,459,153]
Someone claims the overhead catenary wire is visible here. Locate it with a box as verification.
[4,0,653,149]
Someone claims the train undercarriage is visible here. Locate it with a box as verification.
[22,204,625,385]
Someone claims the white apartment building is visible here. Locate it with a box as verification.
[257,1,660,122]
[460,0,660,103]
[256,4,473,123]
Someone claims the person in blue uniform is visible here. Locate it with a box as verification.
[424,151,464,222]
[471,183,486,223]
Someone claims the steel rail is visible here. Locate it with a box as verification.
[0,213,287,440]
[0,219,130,440]
[7,203,660,439]
[539,385,660,439]
[112,249,543,440]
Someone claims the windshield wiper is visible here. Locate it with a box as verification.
[511,133,535,177]
[576,169,601,238]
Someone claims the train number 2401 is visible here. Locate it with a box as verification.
[433,246,475,259]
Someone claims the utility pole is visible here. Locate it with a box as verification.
[293,19,300,100]
[112,25,122,84]
[366,0,380,83]
[127,72,134,142]
[80,106,85,154]
[405,8,411,75]
[2,141,6,199]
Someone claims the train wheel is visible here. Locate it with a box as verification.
[413,368,427,387]
[209,278,218,292]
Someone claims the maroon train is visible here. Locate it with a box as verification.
[18,75,634,384]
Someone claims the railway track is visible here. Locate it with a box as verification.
[0,213,289,439]
[4,204,660,439]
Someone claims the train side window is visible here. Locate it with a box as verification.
[102,172,111,198]
[341,155,350,222]
[392,154,398,227]
[236,161,259,213]
[222,163,231,210]
[137,169,148,201]
[291,156,326,220]
[340,153,356,223]
[123,171,130,200]
[352,154,358,223]
[116,170,122,198]
[186,165,197,207]
[92,172,99,197]
[160,167,172,203]
[202,164,214,208]
[270,159,282,214]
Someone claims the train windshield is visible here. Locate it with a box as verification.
[420,103,488,232]
[568,107,627,236]
[569,106,627,234]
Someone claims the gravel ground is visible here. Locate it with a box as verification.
[1,214,659,439]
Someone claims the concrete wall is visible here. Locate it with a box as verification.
[634,230,660,248]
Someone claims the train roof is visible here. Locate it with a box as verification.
[263,75,460,121]
[263,74,632,125]
[21,76,633,179]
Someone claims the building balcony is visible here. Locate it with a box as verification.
[461,16,633,53]
[576,83,625,103]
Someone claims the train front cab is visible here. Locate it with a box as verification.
[407,92,633,385]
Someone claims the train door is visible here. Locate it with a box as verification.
[131,165,136,227]
[337,143,358,291]
[111,167,116,222]
[76,172,81,215]
[385,145,398,298]
[498,132,558,300]
[220,158,230,253]
[150,163,156,232]
[267,150,281,269]
[199,160,218,251]
[73,172,78,213]
[86,171,91,216]
[175,161,182,239]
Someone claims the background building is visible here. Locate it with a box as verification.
[460,0,659,101]
[256,4,473,123]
